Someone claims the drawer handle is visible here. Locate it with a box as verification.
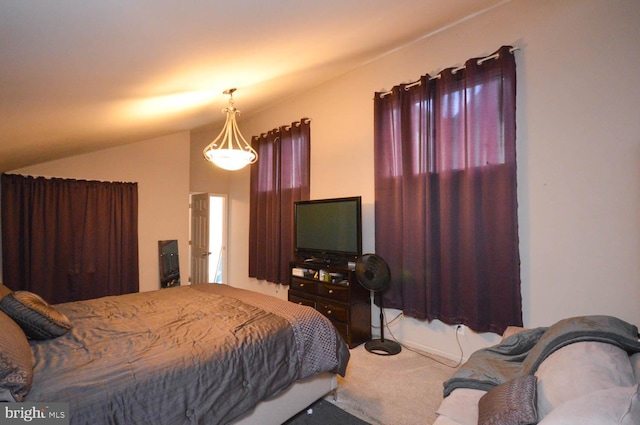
[300,283,304,287]
[328,289,333,294]
[327,310,332,315]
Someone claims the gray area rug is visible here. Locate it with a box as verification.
[327,343,460,425]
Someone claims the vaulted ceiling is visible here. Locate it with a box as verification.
[0,0,507,172]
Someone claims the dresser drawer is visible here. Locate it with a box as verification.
[331,321,350,343]
[288,293,316,308]
[290,277,317,295]
[317,283,349,303]
[316,302,349,323]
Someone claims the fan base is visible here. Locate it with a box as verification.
[365,339,402,356]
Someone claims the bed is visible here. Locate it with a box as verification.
[0,283,350,425]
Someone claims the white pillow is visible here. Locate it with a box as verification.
[534,341,635,419]
[435,388,486,425]
[538,385,639,425]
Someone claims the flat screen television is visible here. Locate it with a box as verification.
[294,196,362,265]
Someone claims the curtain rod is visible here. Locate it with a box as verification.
[379,46,519,98]
[258,117,311,138]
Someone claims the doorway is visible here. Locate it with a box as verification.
[190,193,227,284]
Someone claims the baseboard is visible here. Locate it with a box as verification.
[398,339,469,363]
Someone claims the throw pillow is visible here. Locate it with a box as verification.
[0,291,72,340]
[537,385,640,425]
[0,310,33,401]
[478,375,538,425]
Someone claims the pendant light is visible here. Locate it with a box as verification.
[203,88,257,171]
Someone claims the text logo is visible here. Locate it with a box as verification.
[1,403,69,425]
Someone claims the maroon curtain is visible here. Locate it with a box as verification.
[1,174,139,304]
[373,46,521,334]
[249,119,310,284]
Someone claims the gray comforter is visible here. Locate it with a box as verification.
[25,284,350,425]
[443,315,640,397]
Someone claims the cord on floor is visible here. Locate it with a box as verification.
[377,308,465,368]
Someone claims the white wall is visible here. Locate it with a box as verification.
[10,131,191,294]
[190,130,231,194]
[191,0,640,359]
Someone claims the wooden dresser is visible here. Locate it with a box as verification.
[288,260,371,348]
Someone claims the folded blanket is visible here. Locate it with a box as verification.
[443,315,640,397]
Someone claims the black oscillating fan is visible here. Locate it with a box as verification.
[355,254,402,356]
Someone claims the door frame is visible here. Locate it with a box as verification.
[189,192,228,284]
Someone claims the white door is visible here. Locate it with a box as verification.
[190,193,227,284]
[190,193,210,284]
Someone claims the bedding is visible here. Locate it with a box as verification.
[20,283,350,425]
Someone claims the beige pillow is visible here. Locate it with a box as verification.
[501,326,528,341]
[0,283,12,300]
[0,310,33,401]
[534,341,635,419]
[631,353,640,385]
[538,385,639,425]
[478,375,538,425]
[0,291,72,340]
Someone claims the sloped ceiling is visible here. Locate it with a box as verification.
[0,0,507,172]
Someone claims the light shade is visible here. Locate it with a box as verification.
[203,89,257,171]
[204,148,256,171]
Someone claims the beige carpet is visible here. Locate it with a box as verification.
[327,343,460,425]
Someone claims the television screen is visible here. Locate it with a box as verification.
[294,196,362,263]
